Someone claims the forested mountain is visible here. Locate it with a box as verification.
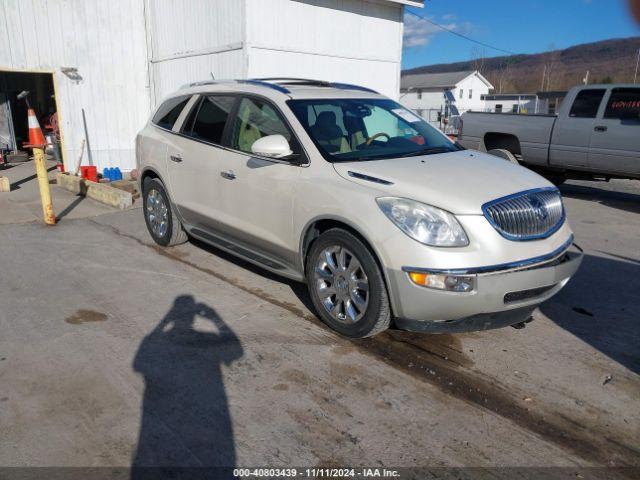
[403,37,640,93]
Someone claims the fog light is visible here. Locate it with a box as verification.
[408,271,476,292]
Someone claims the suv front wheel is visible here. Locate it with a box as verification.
[306,229,391,338]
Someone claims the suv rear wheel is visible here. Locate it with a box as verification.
[142,178,188,247]
[306,229,390,338]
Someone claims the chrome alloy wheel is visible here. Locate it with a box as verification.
[146,189,169,238]
[314,246,369,323]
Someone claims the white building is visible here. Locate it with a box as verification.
[400,70,494,123]
[0,0,423,172]
[481,92,569,115]
[481,94,539,114]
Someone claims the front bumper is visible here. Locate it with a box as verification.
[389,240,583,333]
[395,306,537,334]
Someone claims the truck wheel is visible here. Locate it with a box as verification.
[306,229,390,338]
[488,149,519,164]
[142,178,188,247]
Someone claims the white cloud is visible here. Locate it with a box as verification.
[403,13,458,48]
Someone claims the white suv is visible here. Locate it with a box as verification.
[136,78,582,338]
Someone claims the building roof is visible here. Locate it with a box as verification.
[482,94,537,101]
[384,0,425,6]
[401,70,493,90]
[536,90,568,99]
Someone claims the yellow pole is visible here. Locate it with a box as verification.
[32,147,56,225]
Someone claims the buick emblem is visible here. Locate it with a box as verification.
[529,195,549,221]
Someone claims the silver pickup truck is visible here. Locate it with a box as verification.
[458,84,640,184]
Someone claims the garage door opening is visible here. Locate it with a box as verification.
[0,71,59,162]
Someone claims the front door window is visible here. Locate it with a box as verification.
[230,98,299,155]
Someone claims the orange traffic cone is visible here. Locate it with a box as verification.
[25,107,55,225]
[27,108,46,147]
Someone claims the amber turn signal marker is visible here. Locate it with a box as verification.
[409,272,428,285]
[407,271,476,292]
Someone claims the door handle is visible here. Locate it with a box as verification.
[170,154,183,163]
[220,169,236,180]
[594,126,608,132]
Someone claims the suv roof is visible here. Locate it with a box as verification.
[176,78,383,100]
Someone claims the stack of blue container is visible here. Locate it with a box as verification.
[103,167,123,182]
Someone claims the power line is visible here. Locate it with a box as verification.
[406,9,517,56]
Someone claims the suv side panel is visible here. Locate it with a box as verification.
[211,95,304,271]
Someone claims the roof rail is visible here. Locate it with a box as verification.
[239,79,291,94]
[180,80,234,90]
[178,78,292,94]
[256,77,331,86]
[253,78,378,94]
[180,78,378,95]
[331,82,378,94]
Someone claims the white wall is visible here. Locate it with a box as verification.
[149,0,407,101]
[400,89,445,112]
[1,0,410,171]
[0,0,150,171]
[245,0,405,99]
[146,0,246,104]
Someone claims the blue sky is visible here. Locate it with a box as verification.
[402,0,640,69]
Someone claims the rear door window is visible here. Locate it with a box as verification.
[569,89,606,118]
[183,96,236,144]
[181,98,201,135]
[604,88,640,120]
[152,96,190,130]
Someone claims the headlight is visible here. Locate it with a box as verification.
[376,197,469,247]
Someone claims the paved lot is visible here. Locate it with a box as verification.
[0,178,638,475]
[0,160,115,225]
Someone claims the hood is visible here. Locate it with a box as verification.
[332,150,553,215]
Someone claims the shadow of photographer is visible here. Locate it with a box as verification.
[131,295,243,479]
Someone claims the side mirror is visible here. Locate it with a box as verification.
[251,135,293,159]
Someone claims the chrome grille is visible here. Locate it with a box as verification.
[483,189,565,241]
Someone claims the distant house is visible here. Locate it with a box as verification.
[536,91,568,115]
[400,70,494,123]
[481,94,539,114]
[481,91,568,115]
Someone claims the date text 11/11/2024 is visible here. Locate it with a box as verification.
[233,468,401,478]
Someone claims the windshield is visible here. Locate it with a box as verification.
[287,98,462,162]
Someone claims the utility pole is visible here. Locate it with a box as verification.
[540,65,547,92]
[634,48,640,84]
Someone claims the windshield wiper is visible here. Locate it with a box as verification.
[397,146,452,158]
[331,146,454,163]
[332,154,392,163]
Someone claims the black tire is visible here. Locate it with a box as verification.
[305,228,390,338]
[142,178,188,247]
[488,148,519,164]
